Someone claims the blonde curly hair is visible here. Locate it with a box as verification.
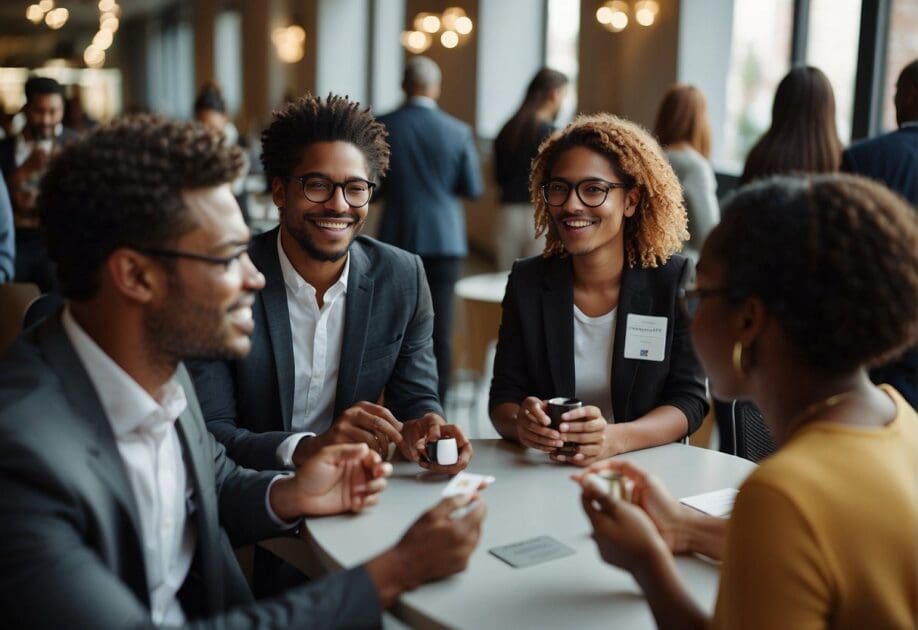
[530,113,689,268]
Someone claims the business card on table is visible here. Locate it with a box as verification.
[679,488,738,518]
[489,536,575,568]
[441,472,496,498]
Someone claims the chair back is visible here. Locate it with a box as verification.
[0,282,40,355]
[732,400,777,462]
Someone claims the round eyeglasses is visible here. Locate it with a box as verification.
[285,174,376,208]
[541,178,631,208]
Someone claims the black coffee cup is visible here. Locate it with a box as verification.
[547,397,582,430]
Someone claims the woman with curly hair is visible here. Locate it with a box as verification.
[575,173,918,628]
[488,113,707,465]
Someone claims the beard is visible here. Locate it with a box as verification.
[285,210,365,262]
[144,276,251,363]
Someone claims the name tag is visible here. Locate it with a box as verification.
[623,314,668,362]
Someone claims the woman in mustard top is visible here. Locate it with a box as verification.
[574,173,918,629]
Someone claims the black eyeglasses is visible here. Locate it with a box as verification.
[679,285,739,318]
[285,173,375,208]
[134,244,251,271]
[541,178,631,208]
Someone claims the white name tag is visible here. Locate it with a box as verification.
[623,314,668,362]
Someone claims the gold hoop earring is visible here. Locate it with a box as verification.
[732,341,747,378]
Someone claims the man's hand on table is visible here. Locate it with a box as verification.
[364,494,487,607]
[292,401,404,465]
[400,412,473,474]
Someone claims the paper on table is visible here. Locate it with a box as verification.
[679,488,738,518]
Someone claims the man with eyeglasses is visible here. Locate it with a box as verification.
[0,114,485,627]
[189,93,472,479]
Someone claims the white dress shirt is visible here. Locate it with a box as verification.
[275,233,350,468]
[62,309,294,624]
[62,309,194,626]
[573,305,617,422]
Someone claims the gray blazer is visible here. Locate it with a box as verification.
[188,229,443,471]
[0,315,381,628]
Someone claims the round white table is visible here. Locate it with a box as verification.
[305,439,757,629]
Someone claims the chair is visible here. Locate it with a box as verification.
[0,282,40,355]
[730,400,777,462]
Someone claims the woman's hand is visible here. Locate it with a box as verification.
[550,405,616,466]
[574,459,692,554]
[514,397,564,452]
[579,477,670,574]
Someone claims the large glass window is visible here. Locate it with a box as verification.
[882,0,918,131]
[806,0,862,143]
[721,0,794,172]
[545,0,580,125]
[214,10,242,119]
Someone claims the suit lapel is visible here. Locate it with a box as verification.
[612,266,652,421]
[542,257,576,397]
[251,228,296,430]
[336,242,374,413]
[36,315,149,598]
[173,367,224,613]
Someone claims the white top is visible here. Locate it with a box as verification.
[573,304,616,422]
[62,309,293,624]
[62,309,194,626]
[275,233,350,468]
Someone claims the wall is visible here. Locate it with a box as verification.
[577,0,680,128]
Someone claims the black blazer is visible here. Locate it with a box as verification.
[189,229,443,471]
[841,126,918,206]
[0,315,380,628]
[488,254,708,434]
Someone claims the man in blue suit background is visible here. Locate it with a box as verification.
[377,56,484,403]
[842,58,917,406]
[842,59,918,205]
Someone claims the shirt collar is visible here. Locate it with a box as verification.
[276,230,350,300]
[61,307,187,439]
[408,95,437,109]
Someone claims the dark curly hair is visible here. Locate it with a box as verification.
[710,174,918,373]
[530,113,688,268]
[38,114,245,300]
[260,93,390,183]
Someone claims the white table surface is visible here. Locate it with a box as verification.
[454,271,510,303]
[305,440,757,629]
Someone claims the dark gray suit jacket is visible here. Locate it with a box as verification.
[488,254,708,434]
[0,315,381,628]
[376,102,483,257]
[189,230,443,471]
[841,126,918,206]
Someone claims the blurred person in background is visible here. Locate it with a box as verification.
[195,82,251,224]
[740,66,842,185]
[0,76,76,291]
[493,68,569,270]
[841,58,918,407]
[653,84,719,260]
[377,56,484,404]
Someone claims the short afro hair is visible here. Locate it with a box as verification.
[260,93,390,183]
[38,114,245,300]
[711,174,918,373]
[530,113,689,268]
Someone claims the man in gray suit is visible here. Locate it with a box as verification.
[377,57,484,403]
[0,115,486,627]
[189,94,473,476]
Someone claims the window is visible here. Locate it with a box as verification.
[545,0,580,125]
[806,0,862,143]
[721,0,794,171]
